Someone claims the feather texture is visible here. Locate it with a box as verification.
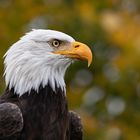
[4,30,74,96]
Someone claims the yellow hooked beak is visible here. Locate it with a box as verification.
[54,41,92,67]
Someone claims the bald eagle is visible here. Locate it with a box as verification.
[0,29,92,140]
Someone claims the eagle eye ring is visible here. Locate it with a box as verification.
[52,40,61,47]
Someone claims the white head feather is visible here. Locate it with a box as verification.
[4,29,75,96]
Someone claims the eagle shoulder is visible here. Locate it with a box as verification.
[67,111,83,140]
[0,102,23,139]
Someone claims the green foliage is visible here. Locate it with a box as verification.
[0,0,140,139]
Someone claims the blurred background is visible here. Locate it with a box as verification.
[0,0,140,139]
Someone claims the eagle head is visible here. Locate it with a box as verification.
[4,29,92,96]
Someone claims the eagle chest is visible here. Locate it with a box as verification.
[18,87,69,140]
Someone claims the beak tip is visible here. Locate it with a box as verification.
[88,60,92,67]
[87,53,93,67]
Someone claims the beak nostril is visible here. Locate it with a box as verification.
[75,45,80,48]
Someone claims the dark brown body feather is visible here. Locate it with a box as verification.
[0,85,83,140]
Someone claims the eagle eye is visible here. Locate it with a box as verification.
[52,39,61,48]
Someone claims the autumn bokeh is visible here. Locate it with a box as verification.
[0,0,140,140]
